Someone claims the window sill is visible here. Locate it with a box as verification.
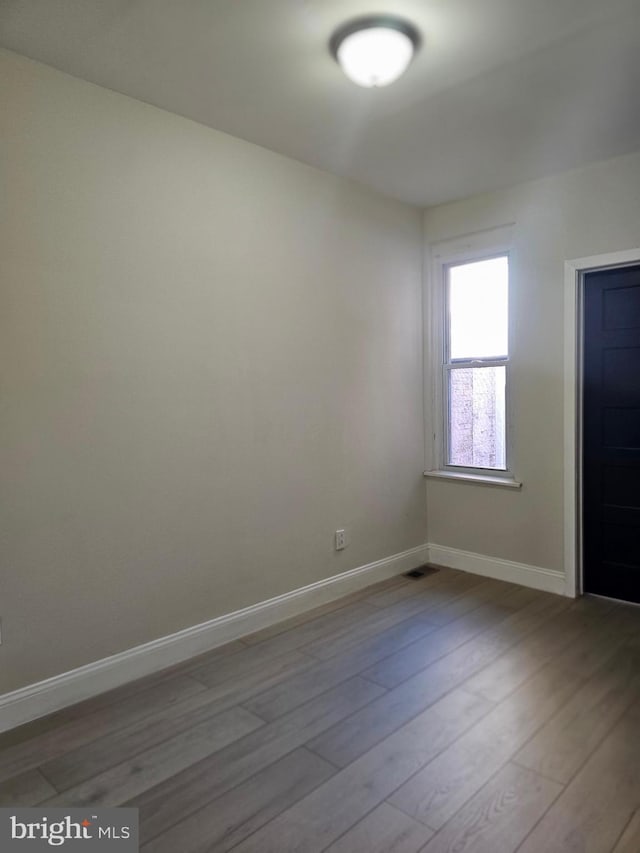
[424,470,522,489]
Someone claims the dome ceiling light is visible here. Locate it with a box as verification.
[329,15,421,88]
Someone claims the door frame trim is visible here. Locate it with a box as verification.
[564,247,640,598]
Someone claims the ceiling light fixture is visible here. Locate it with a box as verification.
[329,15,421,88]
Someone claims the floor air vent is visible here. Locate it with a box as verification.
[404,565,439,579]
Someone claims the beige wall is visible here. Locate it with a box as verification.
[424,149,640,573]
[0,50,425,693]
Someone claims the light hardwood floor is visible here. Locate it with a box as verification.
[1,566,640,852]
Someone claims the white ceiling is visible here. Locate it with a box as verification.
[1,0,639,206]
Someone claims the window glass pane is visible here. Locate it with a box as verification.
[448,366,506,469]
[449,256,508,360]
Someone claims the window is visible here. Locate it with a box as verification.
[444,255,509,471]
[425,225,518,487]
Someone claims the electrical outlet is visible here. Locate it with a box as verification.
[335,529,346,550]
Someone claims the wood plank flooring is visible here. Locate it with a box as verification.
[1,567,639,852]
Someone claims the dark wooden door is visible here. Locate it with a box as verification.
[583,264,640,603]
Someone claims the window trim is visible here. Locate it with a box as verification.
[423,469,522,488]
[425,225,517,484]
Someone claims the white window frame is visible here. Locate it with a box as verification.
[424,224,521,488]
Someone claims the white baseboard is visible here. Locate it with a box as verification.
[0,544,429,733]
[428,543,566,596]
